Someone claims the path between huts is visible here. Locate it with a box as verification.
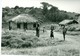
[40,30,80,45]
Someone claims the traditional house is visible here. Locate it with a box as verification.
[59,19,78,26]
[8,14,38,30]
[77,16,80,24]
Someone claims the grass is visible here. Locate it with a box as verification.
[2,29,62,48]
[2,29,39,48]
[1,45,80,56]
[1,29,80,56]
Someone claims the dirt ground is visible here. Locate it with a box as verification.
[1,30,80,56]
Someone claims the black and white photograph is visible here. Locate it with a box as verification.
[1,0,80,56]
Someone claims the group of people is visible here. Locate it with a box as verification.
[36,24,67,41]
[50,25,67,41]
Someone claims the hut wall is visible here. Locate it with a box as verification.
[27,23,34,30]
[11,22,36,30]
[11,22,23,30]
[11,22,17,30]
[20,23,24,29]
[2,23,9,29]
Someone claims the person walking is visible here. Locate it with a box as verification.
[62,26,67,41]
[50,24,54,38]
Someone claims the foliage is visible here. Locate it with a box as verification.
[41,2,70,22]
[2,2,79,29]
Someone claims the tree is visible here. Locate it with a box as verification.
[29,7,36,14]
[41,2,51,15]
[49,6,58,13]
[14,6,19,9]
[41,2,59,22]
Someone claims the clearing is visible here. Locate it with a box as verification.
[1,30,80,56]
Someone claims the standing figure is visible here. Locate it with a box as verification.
[50,24,54,38]
[36,23,40,37]
[62,26,67,41]
[9,21,12,30]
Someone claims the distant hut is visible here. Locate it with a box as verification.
[77,16,80,24]
[8,14,38,30]
[59,20,78,26]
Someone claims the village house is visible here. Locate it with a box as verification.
[8,14,38,30]
[77,16,80,24]
[59,19,78,26]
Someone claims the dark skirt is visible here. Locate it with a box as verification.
[50,31,54,37]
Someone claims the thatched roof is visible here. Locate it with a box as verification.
[59,20,78,25]
[9,14,38,23]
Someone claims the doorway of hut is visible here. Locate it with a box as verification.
[17,23,21,29]
[33,23,36,28]
[23,22,27,30]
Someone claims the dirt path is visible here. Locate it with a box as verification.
[34,30,80,51]
[47,30,80,45]
[40,30,80,48]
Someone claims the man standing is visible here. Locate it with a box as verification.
[9,21,12,30]
[50,24,54,38]
[62,26,67,41]
[36,23,40,37]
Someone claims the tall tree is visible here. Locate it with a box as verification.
[41,2,51,15]
[14,6,19,9]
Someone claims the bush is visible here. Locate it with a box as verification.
[2,30,39,48]
[21,41,32,48]
[2,35,11,46]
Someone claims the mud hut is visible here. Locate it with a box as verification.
[77,16,80,24]
[59,20,78,26]
[8,14,38,30]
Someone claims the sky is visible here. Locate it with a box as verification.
[2,0,80,13]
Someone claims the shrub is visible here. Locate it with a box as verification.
[21,41,32,48]
[1,35,11,46]
[2,30,39,48]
